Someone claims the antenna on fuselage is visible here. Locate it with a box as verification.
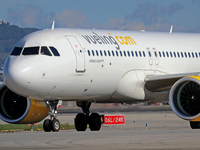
[170,25,173,34]
[52,21,55,30]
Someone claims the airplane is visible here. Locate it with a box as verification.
[1,25,200,132]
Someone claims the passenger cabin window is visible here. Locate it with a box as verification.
[100,50,103,56]
[10,47,23,56]
[120,51,123,56]
[139,51,142,57]
[92,50,95,56]
[188,52,191,58]
[184,52,187,58]
[112,51,115,56]
[177,52,180,57]
[108,51,111,56]
[173,52,176,57]
[135,51,138,57]
[131,51,134,57]
[166,52,169,57]
[88,50,91,56]
[195,52,198,58]
[124,51,126,57]
[104,50,107,56]
[162,52,165,57]
[49,47,60,56]
[116,51,119,56]
[170,52,173,57]
[41,47,52,56]
[159,52,162,57]
[181,52,183,57]
[154,51,158,57]
[96,50,99,56]
[22,47,39,55]
[148,51,151,57]
[192,52,194,58]
[143,51,145,57]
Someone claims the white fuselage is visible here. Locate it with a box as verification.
[3,28,200,103]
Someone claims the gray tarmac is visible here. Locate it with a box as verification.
[0,111,200,150]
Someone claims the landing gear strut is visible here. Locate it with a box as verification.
[74,101,101,131]
[43,100,60,132]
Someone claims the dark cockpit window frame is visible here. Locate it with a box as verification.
[49,47,60,56]
[41,46,52,56]
[10,47,23,56]
[22,47,39,55]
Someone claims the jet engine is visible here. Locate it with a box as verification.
[169,76,200,121]
[0,84,49,124]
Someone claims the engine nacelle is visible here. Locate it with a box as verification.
[0,84,49,124]
[170,76,200,121]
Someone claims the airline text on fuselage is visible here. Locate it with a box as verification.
[82,32,137,50]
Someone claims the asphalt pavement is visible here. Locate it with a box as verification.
[0,111,200,150]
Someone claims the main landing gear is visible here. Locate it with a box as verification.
[43,100,60,132]
[74,101,101,131]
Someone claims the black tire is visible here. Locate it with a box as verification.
[190,121,200,129]
[89,113,101,131]
[75,113,87,131]
[43,119,52,132]
[52,119,60,132]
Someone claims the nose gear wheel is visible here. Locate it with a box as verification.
[43,100,60,132]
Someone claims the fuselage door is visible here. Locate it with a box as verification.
[146,47,153,65]
[153,48,159,65]
[66,36,85,72]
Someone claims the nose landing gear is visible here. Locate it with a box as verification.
[43,100,60,132]
[74,101,101,131]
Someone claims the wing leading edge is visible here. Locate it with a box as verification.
[145,72,200,92]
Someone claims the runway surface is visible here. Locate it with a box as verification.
[0,111,200,150]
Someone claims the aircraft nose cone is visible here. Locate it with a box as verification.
[3,57,32,96]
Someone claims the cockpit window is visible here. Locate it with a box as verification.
[10,47,23,56]
[41,46,52,56]
[49,47,60,56]
[22,47,39,55]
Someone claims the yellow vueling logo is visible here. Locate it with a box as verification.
[82,32,137,50]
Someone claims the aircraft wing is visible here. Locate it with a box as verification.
[145,72,200,92]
